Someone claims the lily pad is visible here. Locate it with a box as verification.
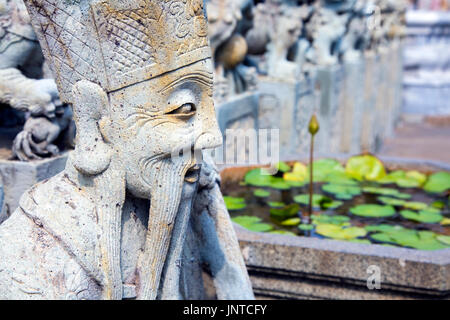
[436,235,450,246]
[244,169,271,187]
[379,170,427,188]
[399,210,443,224]
[316,224,367,240]
[365,224,402,233]
[441,218,450,226]
[298,224,314,231]
[350,204,396,218]
[403,201,429,211]
[368,226,449,250]
[232,216,273,232]
[253,189,271,198]
[431,201,445,209]
[293,194,342,209]
[423,172,450,193]
[281,217,301,226]
[377,196,406,206]
[325,172,358,185]
[276,161,291,173]
[268,201,286,208]
[345,155,386,181]
[268,177,291,190]
[283,162,308,183]
[270,203,300,220]
[312,214,350,226]
[322,184,361,200]
[223,196,246,211]
[307,159,345,182]
[362,187,412,199]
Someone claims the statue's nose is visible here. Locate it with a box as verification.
[195,118,223,151]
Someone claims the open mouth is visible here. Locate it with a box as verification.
[184,163,201,183]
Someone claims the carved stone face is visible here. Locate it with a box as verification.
[106,58,222,199]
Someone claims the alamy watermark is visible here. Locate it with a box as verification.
[367,265,381,290]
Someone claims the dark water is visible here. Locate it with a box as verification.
[222,180,450,240]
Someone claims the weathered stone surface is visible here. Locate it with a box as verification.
[0,152,67,221]
[0,0,253,300]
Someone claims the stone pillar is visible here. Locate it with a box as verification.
[315,65,345,155]
[340,59,365,154]
[374,48,390,150]
[257,77,304,157]
[291,75,319,156]
[361,52,378,153]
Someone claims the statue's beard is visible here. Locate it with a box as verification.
[136,154,195,300]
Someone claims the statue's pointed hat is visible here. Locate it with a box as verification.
[24,0,211,103]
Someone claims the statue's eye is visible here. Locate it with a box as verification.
[167,103,196,118]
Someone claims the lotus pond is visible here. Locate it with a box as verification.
[221,155,450,251]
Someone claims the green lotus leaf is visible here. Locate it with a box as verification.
[223,196,247,211]
[362,186,412,199]
[244,169,272,187]
[431,201,445,209]
[324,172,359,185]
[268,201,286,208]
[253,189,271,198]
[307,159,345,182]
[369,226,449,250]
[322,184,361,200]
[436,235,450,246]
[312,214,350,226]
[298,224,314,231]
[268,177,291,190]
[345,155,386,181]
[293,194,341,209]
[276,161,291,173]
[281,217,301,226]
[269,230,297,236]
[378,170,405,184]
[316,224,367,240]
[365,224,404,233]
[270,203,300,220]
[285,180,306,187]
[379,170,427,188]
[350,204,396,218]
[399,210,443,224]
[283,162,307,183]
[403,201,429,211]
[377,196,406,206]
[424,172,450,193]
[232,216,273,232]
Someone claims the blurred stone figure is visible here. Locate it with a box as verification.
[0,0,254,300]
[0,0,73,161]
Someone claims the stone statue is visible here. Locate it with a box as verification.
[0,0,254,300]
[206,0,257,101]
[338,1,368,62]
[298,2,348,66]
[245,0,307,79]
[0,0,73,161]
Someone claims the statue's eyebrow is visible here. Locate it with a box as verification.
[159,71,214,93]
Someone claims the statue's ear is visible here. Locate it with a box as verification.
[71,80,112,176]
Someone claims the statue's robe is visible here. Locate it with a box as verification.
[0,164,253,300]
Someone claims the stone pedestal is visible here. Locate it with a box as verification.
[340,59,365,154]
[361,52,379,153]
[290,76,318,156]
[315,65,345,155]
[0,153,68,220]
[258,78,303,157]
[216,93,260,164]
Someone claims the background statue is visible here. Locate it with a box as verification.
[0,0,73,161]
[206,0,257,101]
[0,0,254,300]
